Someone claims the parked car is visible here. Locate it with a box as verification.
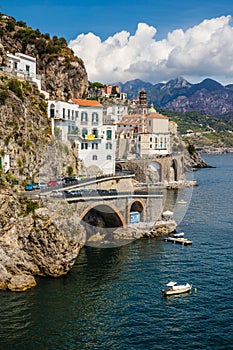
[47,180,58,187]
[32,183,40,190]
[61,177,79,185]
[38,182,47,189]
[49,190,64,198]
[25,183,33,191]
[108,189,118,195]
[97,189,109,196]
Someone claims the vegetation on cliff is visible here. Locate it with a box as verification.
[0,13,89,100]
[157,108,233,149]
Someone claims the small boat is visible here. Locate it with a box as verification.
[164,236,192,245]
[177,199,187,205]
[161,281,192,296]
[173,232,184,238]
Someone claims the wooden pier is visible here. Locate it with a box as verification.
[164,237,193,245]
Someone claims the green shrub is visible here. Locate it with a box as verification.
[67,166,73,176]
[4,135,11,146]
[0,89,9,104]
[16,21,27,27]
[8,79,24,100]
[6,20,15,32]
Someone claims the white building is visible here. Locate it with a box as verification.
[5,52,49,98]
[104,104,128,123]
[48,99,116,175]
[48,100,80,140]
[116,108,171,157]
[0,153,10,173]
[137,112,171,156]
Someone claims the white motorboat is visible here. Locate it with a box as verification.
[161,281,192,296]
[177,199,187,205]
[173,232,184,238]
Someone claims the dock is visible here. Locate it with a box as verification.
[164,237,193,245]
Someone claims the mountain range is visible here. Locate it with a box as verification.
[117,77,233,119]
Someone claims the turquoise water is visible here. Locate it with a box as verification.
[0,154,233,350]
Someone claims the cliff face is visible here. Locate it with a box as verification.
[0,186,85,291]
[0,15,89,100]
[0,15,89,291]
[0,76,83,181]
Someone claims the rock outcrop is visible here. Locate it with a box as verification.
[0,15,89,100]
[0,76,84,181]
[0,186,86,291]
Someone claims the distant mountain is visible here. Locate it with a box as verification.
[117,77,233,117]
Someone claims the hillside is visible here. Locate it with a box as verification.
[117,77,233,118]
[0,14,88,100]
[0,14,87,292]
[157,108,233,151]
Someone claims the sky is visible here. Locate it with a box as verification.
[1,0,233,85]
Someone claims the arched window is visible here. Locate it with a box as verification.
[81,112,88,123]
[92,155,98,160]
[92,129,99,138]
[82,128,88,138]
[106,142,112,150]
[50,104,55,118]
[92,112,99,124]
[107,155,112,160]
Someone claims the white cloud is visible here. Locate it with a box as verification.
[69,15,233,84]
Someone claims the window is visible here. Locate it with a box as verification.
[92,112,99,124]
[81,143,88,150]
[82,128,88,138]
[106,130,112,139]
[63,108,65,119]
[92,129,99,138]
[150,137,153,142]
[72,110,74,120]
[81,112,88,123]
[14,62,18,70]
[26,65,30,73]
[107,155,112,160]
[150,144,152,149]
[92,143,98,150]
[92,155,98,160]
[106,142,112,150]
[75,111,78,120]
[68,109,70,120]
[50,104,55,118]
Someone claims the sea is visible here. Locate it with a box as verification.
[0,153,233,350]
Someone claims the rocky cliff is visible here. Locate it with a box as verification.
[0,75,87,291]
[0,186,85,291]
[0,14,89,291]
[0,15,89,100]
[0,75,84,182]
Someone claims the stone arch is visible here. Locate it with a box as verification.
[115,162,123,172]
[128,199,145,223]
[170,159,178,182]
[147,161,162,182]
[80,202,126,228]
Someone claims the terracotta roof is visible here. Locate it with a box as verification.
[122,114,143,118]
[70,98,102,107]
[118,120,142,125]
[146,113,168,119]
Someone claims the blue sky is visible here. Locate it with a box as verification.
[1,0,233,84]
[1,0,232,41]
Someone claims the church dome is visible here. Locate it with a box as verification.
[147,104,156,114]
